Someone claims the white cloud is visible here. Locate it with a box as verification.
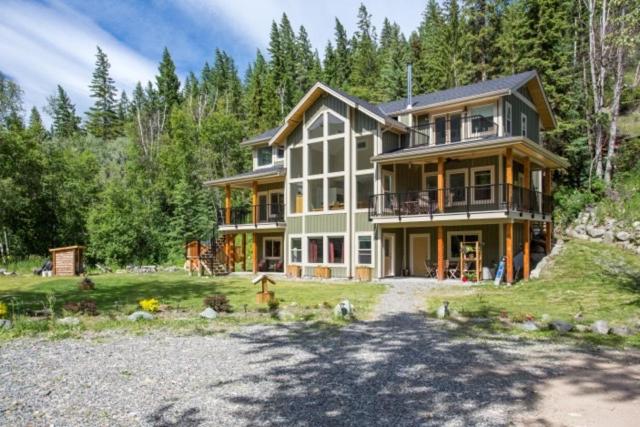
[0,0,157,120]
[179,0,424,57]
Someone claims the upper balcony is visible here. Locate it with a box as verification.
[409,114,499,148]
[216,204,286,231]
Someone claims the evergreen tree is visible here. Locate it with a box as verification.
[156,47,181,112]
[0,72,23,127]
[294,26,321,97]
[117,90,130,125]
[463,0,502,81]
[415,0,449,92]
[244,50,280,133]
[495,0,534,75]
[376,19,409,101]
[46,85,81,138]
[333,18,352,88]
[349,4,379,99]
[28,107,47,141]
[86,47,120,140]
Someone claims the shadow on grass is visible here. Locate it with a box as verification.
[156,312,640,426]
[146,400,204,427]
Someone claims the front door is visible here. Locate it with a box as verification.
[383,233,395,277]
[410,234,430,276]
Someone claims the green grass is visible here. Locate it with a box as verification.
[0,273,385,340]
[425,240,640,348]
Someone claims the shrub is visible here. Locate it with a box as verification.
[0,302,7,318]
[267,298,280,312]
[78,277,95,291]
[203,294,232,313]
[139,298,160,313]
[553,187,597,226]
[63,300,99,316]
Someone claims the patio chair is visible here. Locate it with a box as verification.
[447,260,460,279]
[424,259,436,278]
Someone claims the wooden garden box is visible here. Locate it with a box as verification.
[314,266,331,279]
[49,245,85,276]
[287,265,302,278]
[355,266,372,282]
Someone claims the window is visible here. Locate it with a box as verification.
[435,116,446,145]
[328,237,344,263]
[448,232,480,260]
[290,147,302,178]
[356,135,374,170]
[276,146,285,159]
[308,237,323,263]
[521,113,527,137]
[424,174,438,202]
[327,112,344,136]
[356,174,374,209]
[308,179,324,211]
[505,101,512,135]
[472,167,493,202]
[264,238,282,259]
[308,142,323,175]
[307,115,323,139]
[290,238,302,263]
[328,138,344,172]
[358,235,372,265]
[290,182,303,214]
[450,113,461,142]
[257,146,272,167]
[447,171,467,204]
[328,177,344,210]
[470,105,494,135]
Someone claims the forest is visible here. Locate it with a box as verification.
[0,0,638,266]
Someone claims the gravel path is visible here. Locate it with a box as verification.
[1,283,639,426]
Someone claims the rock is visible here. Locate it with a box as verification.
[56,317,80,326]
[541,314,551,322]
[603,231,615,244]
[586,226,605,238]
[611,326,631,337]
[591,320,610,335]
[128,311,154,321]
[550,320,573,333]
[199,307,218,320]
[333,300,354,318]
[632,221,640,230]
[470,317,491,324]
[519,321,539,332]
[0,319,11,329]
[615,231,631,242]
[575,324,589,332]
[574,224,586,234]
[276,310,295,321]
[436,301,450,319]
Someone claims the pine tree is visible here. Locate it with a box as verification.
[86,46,120,140]
[294,26,321,98]
[244,50,280,133]
[376,19,409,101]
[495,0,534,75]
[350,4,379,99]
[28,107,47,141]
[415,0,449,92]
[46,85,81,138]
[156,47,181,112]
[463,0,501,81]
[323,41,338,85]
[333,18,352,88]
[117,90,130,126]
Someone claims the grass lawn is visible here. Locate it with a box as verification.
[425,240,640,348]
[0,273,385,340]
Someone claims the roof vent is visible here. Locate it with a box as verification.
[407,63,413,109]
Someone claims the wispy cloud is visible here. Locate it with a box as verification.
[0,0,157,118]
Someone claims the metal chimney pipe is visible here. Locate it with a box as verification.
[407,63,413,109]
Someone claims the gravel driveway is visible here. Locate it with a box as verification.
[1,282,639,426]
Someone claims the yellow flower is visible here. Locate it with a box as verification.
[139,298,160,313]
[0,302,7,318]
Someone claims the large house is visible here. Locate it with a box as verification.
[205,70,568,283]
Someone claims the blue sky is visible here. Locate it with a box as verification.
[0,0,424,120]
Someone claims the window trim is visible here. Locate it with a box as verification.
[445,168,469,206]
[255,145,274,168]
[446,230,482,261]
[327,235,345,264]
[505,101,512,136]
[470,165,495,204]
[263,237,283,261]
[289,235,303,265]
[356,232,374,266]
[468,103,496,139]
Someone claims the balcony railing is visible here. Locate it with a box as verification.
[368,184,553,220]
[410,115,499,147]
[217,204,285,226]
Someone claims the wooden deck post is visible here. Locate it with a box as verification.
[252,232,258,273]
[252,180,258,224]
[505,148,513,207]
[437,157,445,213]
[437,225,444,280]
[225,184,231,225]
[229,234,236,272]
[523,220,530,280]
[241,233,247,271]
[506,222,514,283]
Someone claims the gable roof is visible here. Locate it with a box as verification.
[240,125,282,146]
[203,164,286,188]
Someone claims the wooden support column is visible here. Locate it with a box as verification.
[225,184,231,225]
[506,222,514,283]
[252,232,258,273]
[523,220,530,280]
[437,157,445,213]
[437,225,445,280]
[224,235,230,270]
[505,148,513,208]
[251,180,258,224]
[241,233,247,272]
[229,234,235,272]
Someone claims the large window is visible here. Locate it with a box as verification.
[358,235,372,265]
[448,232,480,260]
[308,179,324,211]
[308,237,323,263]
[290,182,303,214]
[470,105,494,135]
[290,238,302,263]
[328,237,344,264]
[257,146,272,166]
[328,138,344,172]
[308,142,323,175]
[328,177,344,210]
[290,147,302,178]
[307,116,323,139]
[264,238,282,260]
[327,112,344,136]
[356,174,373,209]
[356,135,373,170]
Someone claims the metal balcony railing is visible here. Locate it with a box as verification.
[410,115,499,147]
[217,204,285,226]
[368,184,553,220]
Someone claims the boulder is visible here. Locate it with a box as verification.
[0,319,11,329]
[632,221,640,230]
[276,310,295,321]
[56,317,80,326]
[199,307,218,320]
[541,314,551,323]
[519,321,539,332]
[586,226,605,238]
[333,300,354,318]
[128,311,154,321]
[575,324,589,333]
[615,231,631,242]
[603,231,615,244]
[574,224,586,234]
[550,320,573,333]
[436,301,450,319]
[591,320,610,335]
[611,326,631,337]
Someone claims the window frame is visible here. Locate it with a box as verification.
[505,101,512,136]
[255,145,273,168]
[356,233,374,266]
[521,113,528,137]
[327,236,345,264]
[470,165,495,204]
[306,236,325,265]
[263,237,283,260]
[289,236,302,264]
[446,230,482,261]
[445,168,469,206]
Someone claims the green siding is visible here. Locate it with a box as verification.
[355,212,374,232]
[286,216,303,234]
[504,94,539,143]
[354,110,377,133]
[287,122,302,147]
[306,93,347,121]
[305,213,347,233]
[382,131,400,152]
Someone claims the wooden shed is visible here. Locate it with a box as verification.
[49,245,85,276]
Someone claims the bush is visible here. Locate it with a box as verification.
[553,186,598,226]
[0,302,7,318]
[139,298,160,313]
[203,294,232,313]
[63,300,98,316]
[78,277,95,291]
[267,298,280,312]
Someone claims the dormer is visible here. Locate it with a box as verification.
[239,126,284,171]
